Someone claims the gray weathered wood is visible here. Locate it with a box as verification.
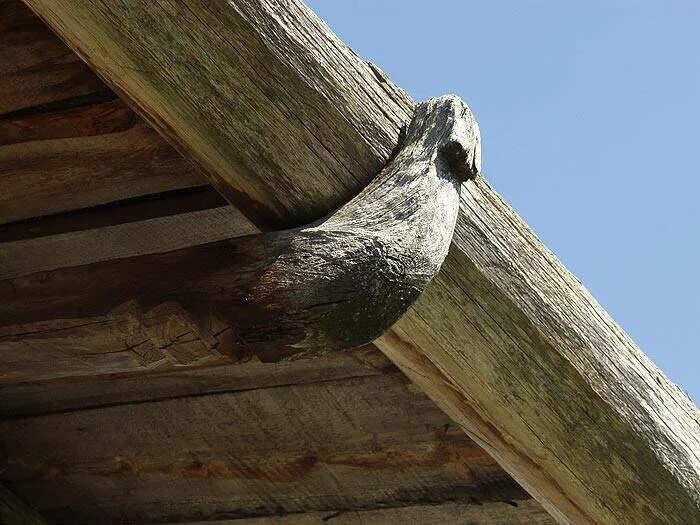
[20,0,700,523]
[164,499,553,525]
[0,104,203,224]
[1,367,544,524]
[0,1,208,224]
[0,205,256,281]
[0,345,384,418]
[0,96,477,376]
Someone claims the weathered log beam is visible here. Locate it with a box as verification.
[1,367,542,523]
[0,97,476,366]
[0,98,205,224]
[0,1,207,224]
[20,1,700,523]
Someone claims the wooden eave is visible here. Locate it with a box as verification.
[0,1,698,524]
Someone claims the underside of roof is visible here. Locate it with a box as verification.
[1,1,698,524]
[0,2,553,523]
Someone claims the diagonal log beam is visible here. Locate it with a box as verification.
[18,1,700,523]
[1,97,477,363]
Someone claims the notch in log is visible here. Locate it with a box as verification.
[0,95,480,363]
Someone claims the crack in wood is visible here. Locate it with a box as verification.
[0,96,480,378]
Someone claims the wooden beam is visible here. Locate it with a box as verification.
[20,1,700,523]
[164,500,553,525]
[0,99,204,224]
[0,1,208,224]
[1,366,540,523]
[0,97,477,375]
[22,0,411,229]
[0,0,104,115]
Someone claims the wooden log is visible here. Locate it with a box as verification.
[0,344,387,418]
[0,368,539,524]
[0,1,209,223]
[0,100,204,224]
[21,0,412,229]
[0,0,103,115]
[165,500,553,525]
[0,97,477,376]
[0,186,226,243]
[21,0,700,523]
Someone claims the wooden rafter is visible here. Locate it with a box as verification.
[12,1,700,523]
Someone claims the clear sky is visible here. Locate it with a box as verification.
[307,0,700,401]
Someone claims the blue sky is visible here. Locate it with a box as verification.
[307,0,700,401]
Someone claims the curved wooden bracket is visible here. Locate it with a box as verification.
[1,95,480,363]
[247,95,481,351]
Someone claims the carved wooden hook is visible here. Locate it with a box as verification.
[244,95,481,354]
[1,95,480,364]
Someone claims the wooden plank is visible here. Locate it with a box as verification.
[0,485,48,525]
[0,1,210,223]
[0,345,389,418]
[0,206,257,385]
[0,205,256,281]
[0,96,476,385]
[21,0,700,523]
[167,499,552,525]
[0,0,104,115]
[22,0,411,229]
[0,101,204,224]
[0,186,226,243]
[0,369,544,524]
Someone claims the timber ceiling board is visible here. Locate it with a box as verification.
[0,3,553,524]
[0,348,554,524]
[0,0,206,225]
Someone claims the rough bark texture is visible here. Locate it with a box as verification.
[0,96,477,376]
[17,0,700,523]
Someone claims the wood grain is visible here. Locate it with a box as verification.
[21,0,700,523]
[0,1,208,223]
[166,500,553,525]
[0,344,387,418]
[0,366,547,524]
[0,0,103,114]
[0,205,256,280]
[22,0,412,229]
[0,186,226,243]
[0,97,477,380]
[0,103,204,224]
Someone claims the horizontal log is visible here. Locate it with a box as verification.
[0,370,537,524]
[168,500,553,525]
[22,0,700,523]
[0,344,387,418]
[0,97,477,379]
[0,1,210,223]
[0,0,103,115]
[0,186,226,243]
[0,205,256,281]
[0,101,204,224]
